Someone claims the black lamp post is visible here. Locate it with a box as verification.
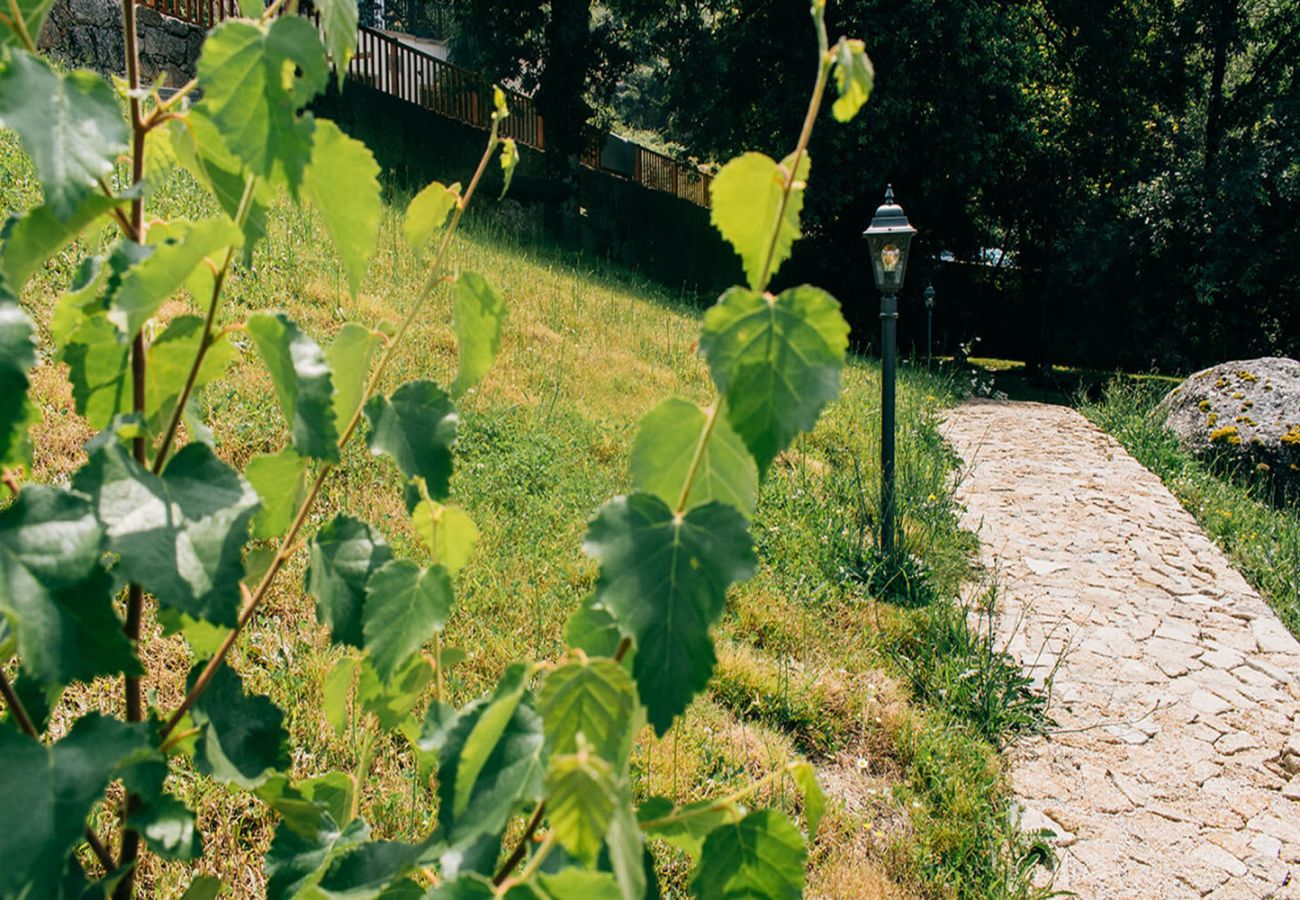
[923,284,936,369]
[863,186,916,558]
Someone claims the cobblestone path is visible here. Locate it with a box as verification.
[943,399,1300,898]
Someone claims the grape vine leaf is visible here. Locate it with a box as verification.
[266,816,370,900]
[306,515,393,648]
[545,742,618,866]
[437,665,545,849]
[357,653,435,729]
[73,440,260,627]
[127,792,201,861]
[0,291,36,470]
[499,138,520,199]
[108,218,243,339]
[303,119,380,297]
[535,658,638,764]
[563,598,626,661]
[0,714,153,899]
[426,875,496,899]
[326,322,382,436]
[0,0,55,49]
[452,271,507,398]
[582,493,756,735]
[247,311,341,462]
[322,655,356,737]
[699,285,849,472]
[507,871,622,900]
[638,795,744,862]
[146,314,239,436]
[363,559,454,683]
[364,380,459,510]
[316,0,358,85]
[404,180,459,258]
[708,151,809,291]
[189,660,290,789]
[831,39,875,123]
[259,771,356,842]
[196,17,329,196]
[0,50,129,220]
[411,499,478,573]
[788,760,826,836]
[169,109,270,263]
[245,447,308,540]
[691,809,806,899]
[629,398,758,518]
[1,192,125,290]
[316,839,427,897]
[0,485,139,688]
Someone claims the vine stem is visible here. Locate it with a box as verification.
[116,0,150,891]
[5,0,35,53]
[151,173,258,473]
[0,670,118,873]
[670,6,833,514]
[159,115,505,742]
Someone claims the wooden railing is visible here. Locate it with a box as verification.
[141,0,240,29]
[137,2,712,207]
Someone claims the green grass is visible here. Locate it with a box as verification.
[3,126,1052,898]
[1079,376,1300,634]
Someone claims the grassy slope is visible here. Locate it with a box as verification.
[1080,378,1300,633]
[4,130,1042,898]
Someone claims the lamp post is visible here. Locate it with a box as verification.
[863,185,916,558]
[923,284,936,369]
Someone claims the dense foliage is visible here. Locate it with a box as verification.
[0,0,882,897]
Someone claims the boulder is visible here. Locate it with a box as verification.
[1158,357,1300,491]
[38,0,203,86]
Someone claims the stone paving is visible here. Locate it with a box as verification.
[943,399,1300,898]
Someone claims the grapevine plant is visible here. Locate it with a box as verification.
[0,0,875,895]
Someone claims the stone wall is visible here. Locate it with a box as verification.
[38,0,204,87]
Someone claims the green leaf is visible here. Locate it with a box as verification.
[536,658,637,764]
[158,607,231,660]
[127,792,201,861]
[60,310,128,431]
[303,119,381,297]
[788,761,825,837]
[0,291,36,471]
[452,272,506,398]
[306,515,392,648]
[699,285,849,472]
[265,816,370,900]
[247,311,341,462]
[0,714,153,899]
[189,660,290,789]
[0,485,139,688]
[196,17,329,195]
[363,380,458,510]
[708,151,809,291]
[411,499,478,573]
[108,218,243,339]
[246,447,309,540]
[326,322,382,436]
[437,665,545,849]
[362,559,454,683]
[499,138,520,199]
[146,314,239,436]
[179,875,223,900]
[316,0,358,85]
[507,871,621,900]
[563,598,625,661]
[73,440,260,627]
[691,810,806,900]
[583,493,755,735]
[638,796,743,862]
[169,110,270,263]
[831,39,874,123]
[425,875,496,899]
[1,192,124,290]
[403,180,459,258]
[322,655,356,737]
[0,50,129,220]
[605,801,648,900]
[0,0,55,49]
[357,653,435,729]
[259,771,357,841]
[546,742,618,866]
[316,839,426,897]
[629,398,757,518]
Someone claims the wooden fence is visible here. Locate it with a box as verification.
[141,0,240,28]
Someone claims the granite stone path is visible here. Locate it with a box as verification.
[943,399,1300,898]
